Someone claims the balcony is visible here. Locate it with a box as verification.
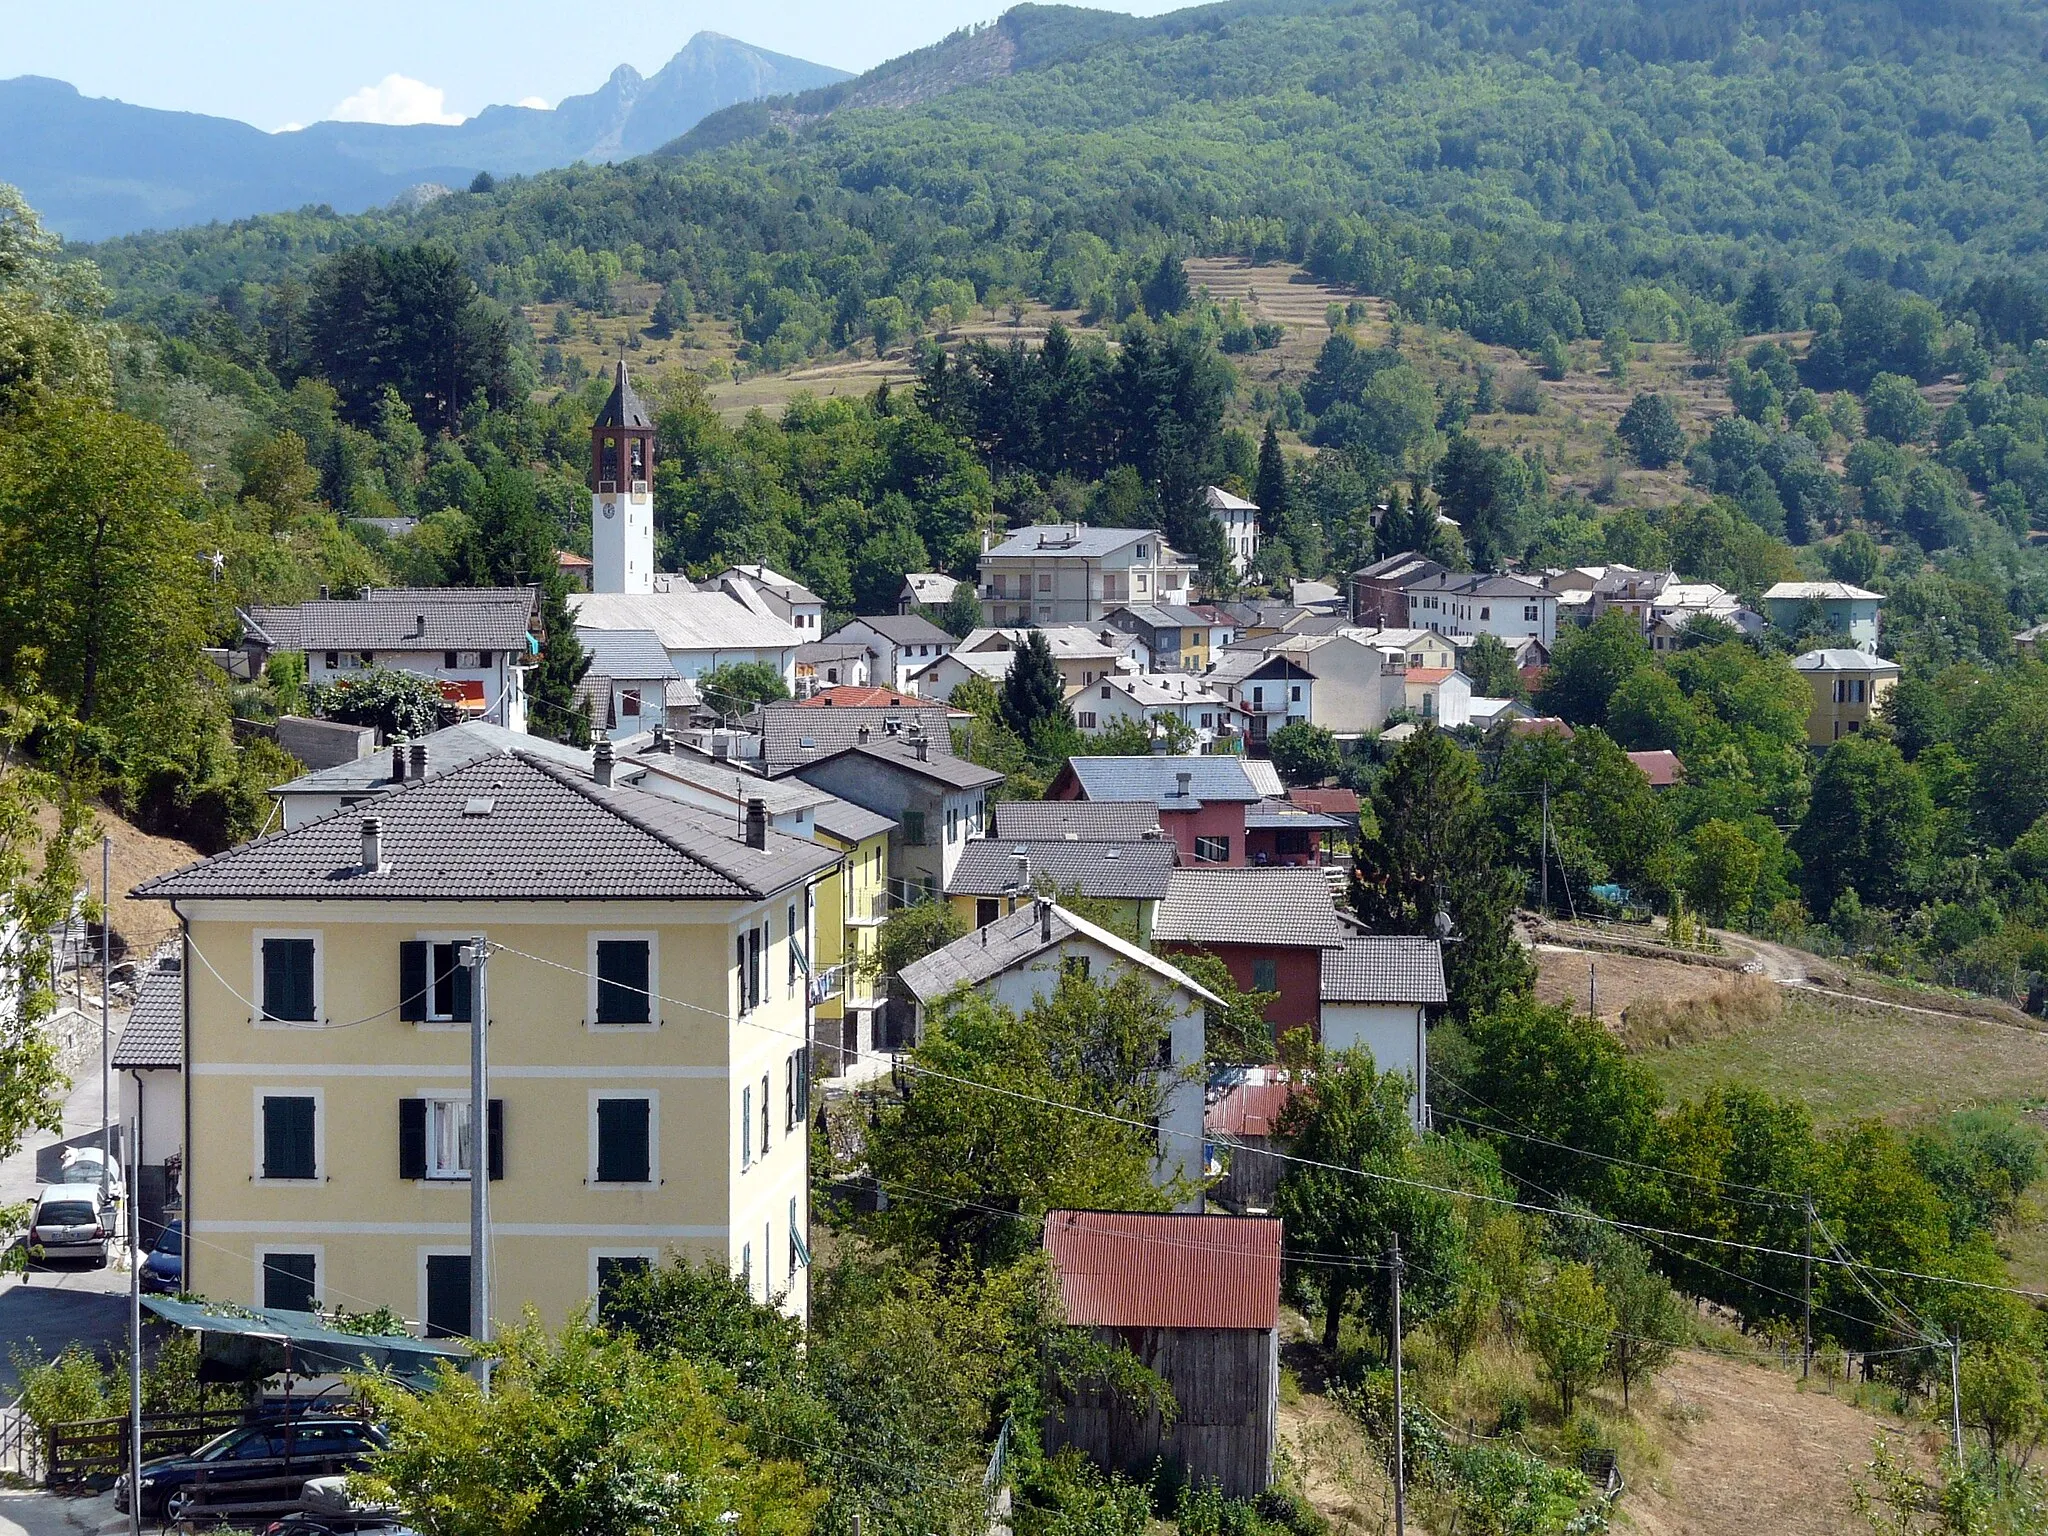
[808,965,846,1006]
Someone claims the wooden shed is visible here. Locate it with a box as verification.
[1205,1078,1297,1214]
[1043,1210,1281,1498]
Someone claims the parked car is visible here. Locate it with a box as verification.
[27,1184,112,1268]
[58,1145,125,1204]
[260,1475,413,1536]
[118,1418,387,1521]
[140,1220,182,1294]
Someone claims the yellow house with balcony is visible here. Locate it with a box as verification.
[136,749,837,1337]
[809,800,895,1082]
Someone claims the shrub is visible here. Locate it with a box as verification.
[1502,373,1547,415]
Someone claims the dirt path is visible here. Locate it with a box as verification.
[1622,1352,1910,1536]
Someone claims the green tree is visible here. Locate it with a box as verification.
[1616,393,1686,470]
[1537,334,1570,381]
[1141,252,1190,318]
[0,184,110,414]
[1955,1340,2046,1467]
[529,580,590,748]
[306,668,457,739]
[1254,420,1290,533]
[869,901,965,986]
[1268,720,1341,786]
[1862,373,1933,446]
[1535,611,1648,729]
[1601,1244,1685,1410]
[1528,1264,1614,1417]
[357,1314,824,1536]
[935,581,985,639]
[1688,307,1736,368]
[1000,629,1070,739]
[1792,735,1933,913]
[1172,951,1279,1064]
[1349,729,1533,1017]
[1680,818,1765,927]
[1601,329,1631,383]
[701,662,791,715]
[1463,633,1523,700]
[1434,434,1528,572]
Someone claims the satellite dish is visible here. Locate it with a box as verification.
[1434,909,1462,943]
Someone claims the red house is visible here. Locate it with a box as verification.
[1152,867,1350,1034]
[1047,756,1265,867]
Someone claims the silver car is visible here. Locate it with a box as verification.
[29,1184,112,1267]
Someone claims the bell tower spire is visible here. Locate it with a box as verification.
[589,360,655,594]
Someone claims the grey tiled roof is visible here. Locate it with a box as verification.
[271,723,607,798]
[812,800,897,844]
[793,739,1004,791]
[899,900,1220,1008]
[1152,868,1349,948]
[243,589,537,652]
[112,943,182,1070]
[993,801,1163,841]
[138,753,839,904]
[575,627,675,680]
[984,525,1177,561]
[836,613,956,647]
[759,704,955,768]
[1320,937,1448,1004]
[947,838,1178,900]
[1059,756,1263,809]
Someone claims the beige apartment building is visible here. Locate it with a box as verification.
[978,525,1197,625]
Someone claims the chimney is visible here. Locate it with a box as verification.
[1012,852,1030,892]
[1036,893,1054,942]
[409,742,427,781]
[1176,770,1193,799]
[414,613,426,637]
[914,736,930,762]
[594,739,616,787]
[389,738,409,783]
[745,797,768,849]
[857,725,871,744]
[319,585,330,600]
[651,723,668,751]
[360,817,383,872]
[712,735,730,760]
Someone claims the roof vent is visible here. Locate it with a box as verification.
[414,613,426,636]
[409,743,427,780]
[360,817,383,871]
[389,738,409,783]
[712,735,730,760]
[463,797,495,817]
[745,797,768,850]
[1012,851,1030,891]
[319,585,331,600]
[913,737,930,762]
[1176,770,1193,799]
[594,740,616,788]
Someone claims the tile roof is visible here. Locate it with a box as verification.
[946,838,1178,900]
[812,800,897,844]
[593,360,651,429]
[1625,749,1686,787]
[623,751,829,816]
[1058,756,1263,809]
[791,645,874,665]
[984,524,1163,560]
[1509,717,1575,739]
[1791,648,1901,673]
[574,627,674,681]
[1286,788,1360,817]
[1152,868,1349,948]
[795,686,922,708]
[1352,553,1447,584]
[112,942,183,1071]
[242,589,537,652]
[1319,937,1447,1004]
[758,704,957,768]
[1764,581,1885,602]
[1100,674,1228,708]
[569,591,802,651]
[718,565,821,605]
[271,722,611,798]
[1045,1211,1281,1330]
[837,613,956,647]
[901,573,960,604]
[960,627,1123,660]
[899,899,1219,1008]
[139,752,838,904]
[1109,603,1209,631]
[993,801,1164,841]
[1205,1080,1297,1139]
[813,739,1005,790]
[1203,486,1259,512]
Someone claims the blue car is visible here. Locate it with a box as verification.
[140,1220,182,1294]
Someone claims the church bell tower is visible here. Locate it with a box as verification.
[590,361,655,594]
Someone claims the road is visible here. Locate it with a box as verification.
[0,1490,124,1536]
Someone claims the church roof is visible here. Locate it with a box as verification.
[594,361,651,430]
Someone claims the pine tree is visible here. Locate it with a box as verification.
[1254,420,1290,534]
[1000,630,1070,739]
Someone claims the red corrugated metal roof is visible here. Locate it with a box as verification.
[1205,1080,1296,1139]
[1286,787,1360,816]
[1044,1210,1282,1330]
[1626,749,1685,787]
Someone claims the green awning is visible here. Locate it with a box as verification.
[142,1297,471,1384]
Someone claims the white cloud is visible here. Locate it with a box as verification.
[273,122,304,134]
[328,74,464,127]
[516,96,551,111]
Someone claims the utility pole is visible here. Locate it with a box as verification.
[127,1113,141,1536]
[1801,1200,1813,1380]
[100,836,110,1209]
[1539,780,1550,917]
[464,937,492,1387]
[1587,959,1597,1019]
[1390,1235,1406,1536]
[1948,1334,1965,1465]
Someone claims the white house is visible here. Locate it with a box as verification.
[1403,572,1557,647]
[1203,486,1261,577]
[1073,672,1237,749]
[1318,937,1447,1128]
[978,525,1196,625]
[1403,668,1473,728]
[1210,633,1408,740]
[899,897,1216,1207]
[241,588,538,733]
[574,627,679,741]
[715,566,826,640]
[570,590,804,693]
[829,614,958,692]
[898,574,961,614]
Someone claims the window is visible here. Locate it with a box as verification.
[323,651,339,670]
[736,927,763,1013]
[902,810,926,846]
[1252,686,1264,706]
[1252,958,1279,993]
[401,941,474,1025]
[595,939,652,1026]
[787,903,801,994]
[1290,685,1302,703]
[260,937,317,1023]
[594,1096,652,1184]
[259,1252,318,1313]
[400,1097,502,1181]
[760,1073,771,1157]
[1078,711,1096,729]
[426,1098,471,1179]
[1195,835,1230,863]
[594,1255,651,1317]
[1062,955,1091,982]
[1200,713,1212,728]
[1136,575,1148,594]
[1038,573,1052,592]
[424,1253,471,1339]
[1480,606,1491,621]
[789,1196,807,1280]
[1524,605,1539,622]
[1137,544,1149,558]
[1101,685,1112,699]
[740,1242,752,1296]
[976,898,999,928]
[261,1096,316,1180]
[740,1084,752,1170]
[443,651,459,669]
[785,1048,810,1131]
[621,688,641,719]
[946,806,959,843]
[477,650,493,668]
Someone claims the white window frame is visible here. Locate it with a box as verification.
[252,1086,324,1185]
[415,1245,472,1335]
[251,929,323,1028]
[589,1090,660,1188]
[412,931,481,1031]
[587,1247,661,1303]
[421,1093,476,1182]
[253,1245,324,1310]
[587,931,660,1032]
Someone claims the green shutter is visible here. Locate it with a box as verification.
[263,939,315,1022]
[596,941,650,1024]
[264,1097,315,1179]
[398,943,427,1022]
[596,1098,649,1183]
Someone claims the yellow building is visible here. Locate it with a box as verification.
[809,801,895,1081]
[1790,648,1902,746]
[137,750,837,1337]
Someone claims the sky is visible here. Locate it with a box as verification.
[0,0,1186,132]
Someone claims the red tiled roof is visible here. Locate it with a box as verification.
[1045,1211,1281,1330]
[798,686,918,709]
[1205,1080,1296,1139]
[1509,716,1574,739]
[1286,787,1360,816]
[556,551,592,570]
[1405,667,1454,685]
[1627,749,1685,787]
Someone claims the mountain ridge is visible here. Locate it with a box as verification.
[0,33,849,241]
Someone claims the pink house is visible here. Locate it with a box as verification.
[1046,756,1265,866]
